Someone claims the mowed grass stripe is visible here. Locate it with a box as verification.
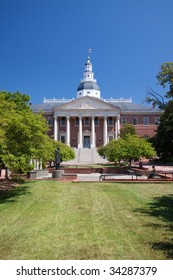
[0,181,172,259]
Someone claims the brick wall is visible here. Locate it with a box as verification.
[45,113,160,146]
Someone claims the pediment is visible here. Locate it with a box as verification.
[83,129,91,133]
[53,96,120,111]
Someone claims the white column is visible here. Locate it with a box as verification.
[115,116,120,139]
[115,117,118,140]
[78,116,83,148]
[34,159,39,170]
[117,116,120,137]
[103,116,108,145]
[39,159,43,170]
[66,116,70,146]
[91,116,95,148]
[54,115,58,141]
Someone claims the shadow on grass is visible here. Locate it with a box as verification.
[0,183,31,204]
[135,194,173,259]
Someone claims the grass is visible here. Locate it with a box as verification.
[0,181,173,260]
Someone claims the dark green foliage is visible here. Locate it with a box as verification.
[155,101,173,158]
[145,63,173,161]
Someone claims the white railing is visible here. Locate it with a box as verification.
[102,97,132,103]
[43,97,132,103]
[43,97,74,103]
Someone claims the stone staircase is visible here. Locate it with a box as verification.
[62,148,108,165]
[77,148,92,163]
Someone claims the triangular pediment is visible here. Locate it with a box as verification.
[53,96,120,111]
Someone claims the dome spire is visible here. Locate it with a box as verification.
[76,50,101,98]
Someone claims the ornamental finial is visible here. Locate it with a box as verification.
[88,48,92,59]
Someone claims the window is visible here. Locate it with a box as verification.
[60,117,66,126]
[75,117,79,126]
[108,117,113,126]
[84,117,90,126]
[143,116,149,126]
[155,116,160,126]
[94,117,99,126]
[47,116,53,126]
[132,116,138,126]
[121,116,127,125]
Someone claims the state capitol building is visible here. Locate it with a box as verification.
[32,55,161,149]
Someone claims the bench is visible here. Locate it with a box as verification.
[99,172,142,181]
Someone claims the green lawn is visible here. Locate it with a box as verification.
[0,181,173,260]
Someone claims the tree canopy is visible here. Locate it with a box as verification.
[156,62,173,99]
[145,62,173,109]
[145,63,173,160]
[119,123,136,139]
[98,135,156,165]
[153,100,173,159]
[0,91,75,173]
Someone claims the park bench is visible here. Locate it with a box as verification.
[99,171,142,181]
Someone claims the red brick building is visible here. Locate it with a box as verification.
[32,56,161,149]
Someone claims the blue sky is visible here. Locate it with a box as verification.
[1,0,173,104]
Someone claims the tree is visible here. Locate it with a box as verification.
[145,88,166,109]
[123,135,156,164]
[0,91,75,174]
[98,135,156,165]
[144,62,173,108]
[156,62,173,99]
[119,123,136,139]
[154,100,173,159]
[144,63,173,160]
[98,138,126,163]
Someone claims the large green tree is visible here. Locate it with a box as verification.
[0,91,75,174]
[98,135,155,164]
[146,63,173,159]
[154,100,173,158]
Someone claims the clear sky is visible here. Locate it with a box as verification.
[1,0,173,105]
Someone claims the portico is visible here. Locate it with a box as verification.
[53,97,120,148]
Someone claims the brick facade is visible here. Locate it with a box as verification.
[44,109,161,148]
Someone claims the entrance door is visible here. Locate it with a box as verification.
[60,135,66,143]
[83,136,90,148]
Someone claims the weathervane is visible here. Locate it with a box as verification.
[88,48,92,58]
